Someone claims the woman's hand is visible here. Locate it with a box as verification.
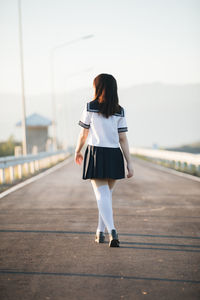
[75,151,83,165]
[127,162,134,178]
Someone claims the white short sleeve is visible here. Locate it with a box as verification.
[117,108,128,132]
[78,103,91,129]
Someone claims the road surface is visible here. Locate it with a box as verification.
[0,155,200,300]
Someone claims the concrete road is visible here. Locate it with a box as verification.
[0,155,200,300]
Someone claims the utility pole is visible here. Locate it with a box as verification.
[18,0,27,155]
[50,49,57,151]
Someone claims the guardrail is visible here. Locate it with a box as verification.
[130,147,200,177]
[0,150,70,184]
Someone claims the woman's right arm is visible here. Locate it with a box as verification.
[119,132,134,178]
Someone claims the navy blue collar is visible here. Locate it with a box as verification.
[87,99,124,117]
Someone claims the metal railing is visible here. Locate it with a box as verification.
[0,150,70,184]
[130,147,200,176]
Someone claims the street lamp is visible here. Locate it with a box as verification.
[18,0,27,155]
[50,34,94,151]
[64,66,94,150]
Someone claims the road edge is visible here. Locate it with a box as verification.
[0,155,73,199]
[132,155,200,183]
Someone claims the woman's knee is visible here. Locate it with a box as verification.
[108,178,116,190]
[90,178,116,190]
[91,178,108,188]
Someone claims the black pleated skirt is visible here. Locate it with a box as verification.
[82,144,125,180]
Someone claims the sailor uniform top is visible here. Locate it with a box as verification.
[78,99,128,148]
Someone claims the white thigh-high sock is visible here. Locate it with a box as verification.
[92,184,115,234]
[97,188,113,233]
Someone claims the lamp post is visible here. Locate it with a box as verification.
[50,34,94,151]
[18,0,27,155]
[64,66,94,150]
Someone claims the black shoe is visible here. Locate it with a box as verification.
[95,231,105,243]
[109,229,120,247]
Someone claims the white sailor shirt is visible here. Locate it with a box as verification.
[78,99,128,148]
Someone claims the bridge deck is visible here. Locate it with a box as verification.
[0,155,200,300]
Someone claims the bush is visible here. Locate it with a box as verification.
[0,135,21,157]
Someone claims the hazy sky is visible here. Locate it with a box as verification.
[0,0,199,95]
[0,0,200,149]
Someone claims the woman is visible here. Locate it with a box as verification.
[74,73,134,247]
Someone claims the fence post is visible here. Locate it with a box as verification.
[24,162,29,175]
[30,161,35,174]
[18,164,22,179]
[35,160,39,171]
[0,168,5,184]
[9,166,14,183]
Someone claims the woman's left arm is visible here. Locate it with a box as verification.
[74,127,89,165]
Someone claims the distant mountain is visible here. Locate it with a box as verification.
[0,82,200,149]
[118,82,200,148]
[165,141,200,154]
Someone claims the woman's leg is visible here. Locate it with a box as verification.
[107,178,116,219]
[107,178,117,190]
[91,179,108,233]
[91,179,116,234]
[91,178,117,232]
[91,179,117,233]
[91,179,116,232]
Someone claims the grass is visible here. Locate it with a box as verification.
[132,154,200,178]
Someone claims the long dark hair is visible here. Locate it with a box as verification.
[93,73,121,118]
